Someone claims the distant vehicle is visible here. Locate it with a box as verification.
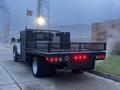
[11,29,106,78]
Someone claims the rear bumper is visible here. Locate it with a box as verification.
[66,60,95,70]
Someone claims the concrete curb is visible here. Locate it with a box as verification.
[88,70,120,82]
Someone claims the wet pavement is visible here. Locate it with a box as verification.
[0,44,120,90]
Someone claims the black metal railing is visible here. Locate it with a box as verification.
[23,42,106,52]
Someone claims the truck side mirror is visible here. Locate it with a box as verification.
[16,38,21,43]
[11,37,16,43]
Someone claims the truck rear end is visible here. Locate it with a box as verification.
[29,42,106,77]
[13,29,106,78]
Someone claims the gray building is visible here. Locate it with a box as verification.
[92,19,120,54]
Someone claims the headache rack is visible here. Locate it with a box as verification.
[24,42,106,53]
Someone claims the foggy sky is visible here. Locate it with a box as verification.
[0,0,9,31]
[1,0,120,30]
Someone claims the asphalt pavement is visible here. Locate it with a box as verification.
[0,44,120,90]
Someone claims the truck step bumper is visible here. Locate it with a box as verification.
[65,60,95,70]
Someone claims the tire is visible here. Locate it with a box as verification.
[32,57,56,78]
[72,69,84,74]
[13,51,19,62]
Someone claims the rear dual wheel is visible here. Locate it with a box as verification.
[32,57,56,78]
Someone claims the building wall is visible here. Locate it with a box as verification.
[92,19,120,54]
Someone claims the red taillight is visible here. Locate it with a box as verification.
[73,54,88,62]
[54,57,59,62]
[98,54,105,60]
[46,57,59,63]
[50,58,54,62]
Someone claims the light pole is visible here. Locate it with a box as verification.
[0,7,11,44]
